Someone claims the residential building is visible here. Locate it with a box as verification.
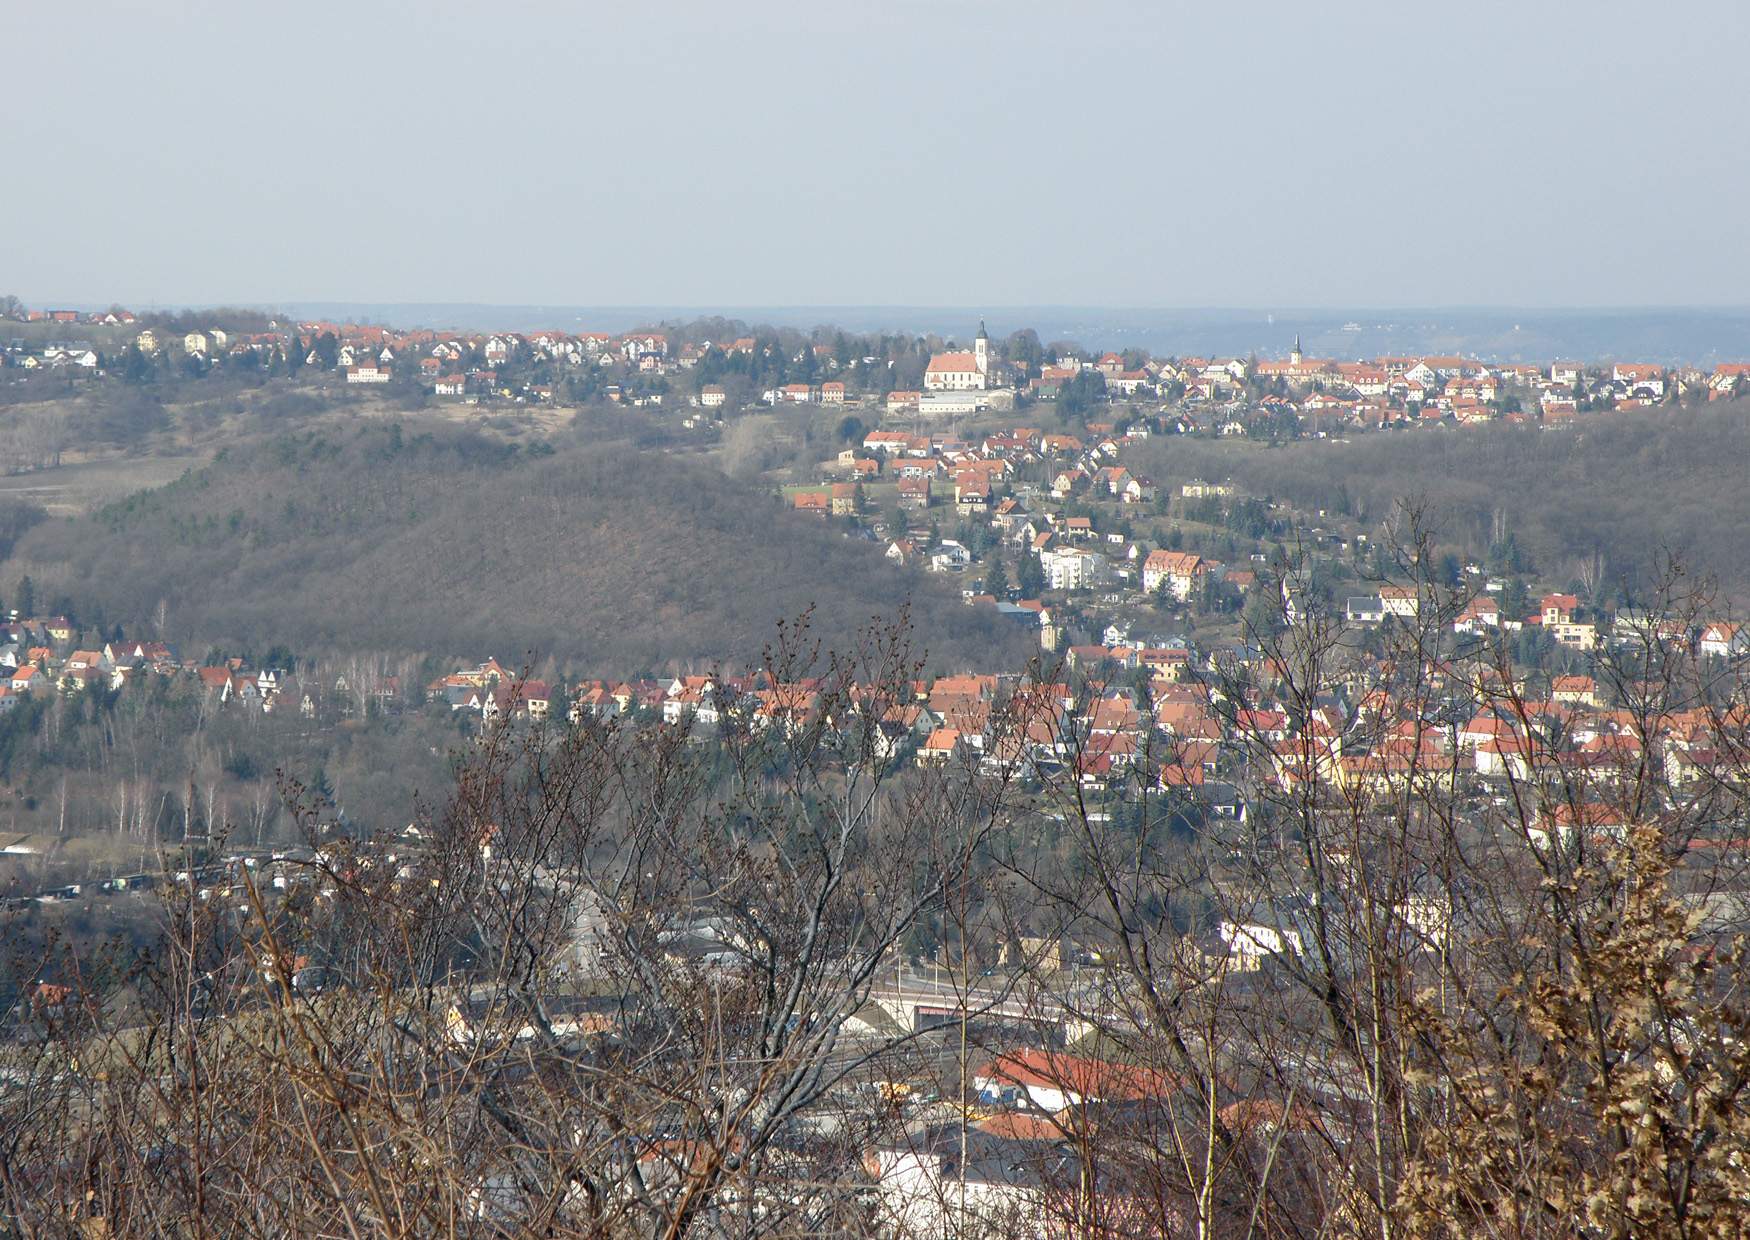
[1142,550,1205,600]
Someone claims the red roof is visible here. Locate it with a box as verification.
[1144,549,1203,575]
[980,1048,1170,1102]
[976,1111,1067,1140]
[926,351,980,374]
[922,726,961,752]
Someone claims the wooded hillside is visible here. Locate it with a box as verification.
[1127,398,1750,599]
[5,425,1028,672]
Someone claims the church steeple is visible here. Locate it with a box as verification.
[974,318,989,376]
[1290,334,1303,365]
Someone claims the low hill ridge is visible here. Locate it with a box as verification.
[7,425,1026,672]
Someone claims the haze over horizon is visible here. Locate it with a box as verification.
[8,0,1748,310]
[257,303,1750,368]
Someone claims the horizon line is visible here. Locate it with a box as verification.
[22,299,1750,316]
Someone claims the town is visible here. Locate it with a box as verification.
[8,300,1748,415]
[4,301,1749,903]
[3,295,1750,1231]
[12,0,1750,1228]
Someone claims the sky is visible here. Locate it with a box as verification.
[8,0,1749,310]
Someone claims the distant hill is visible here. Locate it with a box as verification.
[5,425,1029,673]
[1125,399,1750,602]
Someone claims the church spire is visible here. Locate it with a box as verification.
[1290,334,1303,365]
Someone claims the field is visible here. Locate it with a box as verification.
[0,453,207,516]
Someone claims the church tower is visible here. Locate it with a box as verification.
[974,319,989,377]
[1290,334,1303,366]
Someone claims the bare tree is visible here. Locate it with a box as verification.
[0,614,1028,1237]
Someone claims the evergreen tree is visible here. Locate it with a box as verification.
[983,551,1009,599]
[16,576,34,618]
[120,346,152,384]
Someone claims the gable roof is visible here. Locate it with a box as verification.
[978,1047,1170,1102]
[926,351,980,374]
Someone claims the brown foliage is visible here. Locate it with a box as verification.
[4,425,1029,673]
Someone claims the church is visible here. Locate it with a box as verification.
[1255,334,1333,383]
[923,321,991,391]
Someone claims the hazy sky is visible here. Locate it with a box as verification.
[9,0,1748,309]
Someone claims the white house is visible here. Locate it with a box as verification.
[620,332,668,361]
[346,361,390,384]
[1452,596,1501,635]
[1475,737,1537,781]
[1613,363,1665,397]
[927,541,972,573]
[1378,585,1419,618]
[1345,596,1386,626]
[1218,919,1303,971]
[1700,622,1749,659]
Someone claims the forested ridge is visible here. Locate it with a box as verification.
[3,424,1025,672]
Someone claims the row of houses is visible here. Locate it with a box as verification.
[7,308,137,325]
[17,304,1750,430]
[1170,348,1750,433]
[1347,588,1750,659]
[0,636,315,714]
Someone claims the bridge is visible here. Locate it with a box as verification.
[863,966,1090,1041]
